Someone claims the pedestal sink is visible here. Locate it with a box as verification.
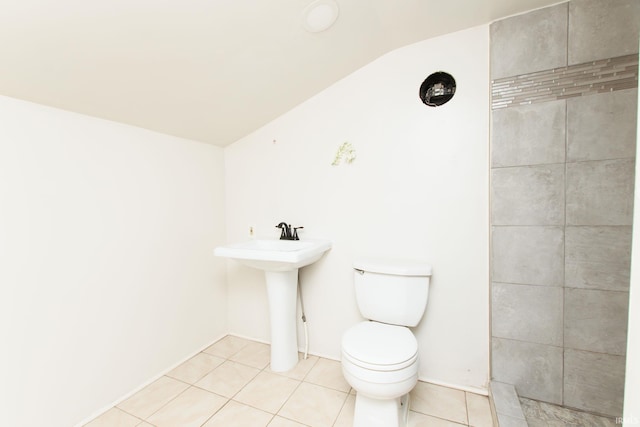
[214,238,331,372]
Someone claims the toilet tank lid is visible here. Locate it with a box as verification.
[353,257,432,276]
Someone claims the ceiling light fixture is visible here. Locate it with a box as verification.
[302,0,339,33]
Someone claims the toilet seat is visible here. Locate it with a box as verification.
[342,321,418,371]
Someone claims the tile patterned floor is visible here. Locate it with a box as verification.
[520,398,617,427]
[85,335,494,427]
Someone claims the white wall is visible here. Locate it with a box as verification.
[0,96,227,427]
[224,25,490,391]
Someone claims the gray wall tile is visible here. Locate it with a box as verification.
[564,349,626,416]
[566,159,635,226]
[569,0,640,65]
[567,89,638,162]
[492,165,565,225]
[564,288,629,355]
[492,338,563,404]
[492,283,563,346]
[492,100,566,168]
[492,226,564,286]
[565,226,632,291]
[490,3,568,79]
[489,0,637,415]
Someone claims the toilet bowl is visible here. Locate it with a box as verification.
[341,258,431,427]
[342,321,419,427]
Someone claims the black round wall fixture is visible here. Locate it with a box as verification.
[419,72,456,107]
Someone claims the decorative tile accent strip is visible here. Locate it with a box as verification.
[492,54,638,109]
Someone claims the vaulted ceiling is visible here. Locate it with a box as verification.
[0,0,560,146]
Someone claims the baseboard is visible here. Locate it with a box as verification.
[419,377,489,396]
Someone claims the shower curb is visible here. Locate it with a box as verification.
[489,381,529,426]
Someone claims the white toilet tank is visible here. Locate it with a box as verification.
[353,258,432,327]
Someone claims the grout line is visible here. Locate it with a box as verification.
[565,0,569,70]
[330,386,354,427]
[197,399,230,427]
[410,411,469,426]
[491,280,631,294]
[562,89,568,407]
[273,379,305,420]
[492,335,627,357]
[490,155,636,171]
[490,161,567,170]
[463,390,470,425]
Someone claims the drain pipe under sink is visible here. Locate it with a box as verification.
[298,280,309,360]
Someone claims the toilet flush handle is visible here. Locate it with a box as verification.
[355,269,364,275]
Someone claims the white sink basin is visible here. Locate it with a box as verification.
[214,238,332,272]
[214,238,332,372]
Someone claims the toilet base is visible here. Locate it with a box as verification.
[353,392,410,427]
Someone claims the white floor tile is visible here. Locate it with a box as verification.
[83,407,141,427]
[117,376,189,420]
[233,371,300,413]
[304,357,350,392]
[278,382,348,427]
[195,360,260,398]
[202,400,273,427]
[166,352,225,384]
[86,336,489,427]
[332,393,355,427]
[147,386,227,427]
[409,411,467,426]
[410,382,468,425]
[228,341,271,369]
[465,392,493,427]
[267,416,308,427]
[203,335,252,358]
[269,353,319,381]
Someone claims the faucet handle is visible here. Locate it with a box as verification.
[292,226,304,240]
[276,222,289,240]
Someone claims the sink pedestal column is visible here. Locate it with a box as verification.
[264,270,299,372]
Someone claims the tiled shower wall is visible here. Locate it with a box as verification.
[489,0,639,417]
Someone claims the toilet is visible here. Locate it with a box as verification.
[341,258,432,427]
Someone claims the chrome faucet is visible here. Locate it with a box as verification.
[276,222,304,240]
